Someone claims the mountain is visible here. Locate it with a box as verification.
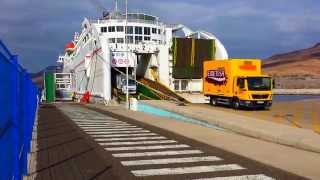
[263,43,320,89]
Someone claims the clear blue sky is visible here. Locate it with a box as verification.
[1,0,320,72]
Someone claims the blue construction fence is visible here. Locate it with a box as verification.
[0,40,39,180]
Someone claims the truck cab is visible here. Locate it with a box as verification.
[233,75,272,109]
[116,74,137,94]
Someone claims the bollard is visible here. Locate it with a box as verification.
[129,98,138,111]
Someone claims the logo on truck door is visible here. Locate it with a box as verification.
[206,68,227,85]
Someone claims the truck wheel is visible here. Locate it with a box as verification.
[210,97,217,106]
[233,99,240,109]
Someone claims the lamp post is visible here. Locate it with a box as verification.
[125,0,129,109]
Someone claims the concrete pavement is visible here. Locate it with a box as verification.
[143,100,320,154]
[87,102,320,179]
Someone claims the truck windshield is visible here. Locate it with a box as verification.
[129,79,136,85]
[122,79,136,86]
[247,77,271,91]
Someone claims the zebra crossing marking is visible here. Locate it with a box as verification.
[60,106,276,180]
[131,164,245,177]
[75,121,129,124]
[83,128,144,132]
[72,117,116,120]
[79,126,138,129]
[75,122,130,126]
[77,124,137,128]
[87,130,151,135]
[112,150,203,158]
[193,174,275,180]
[106,144,189,151]
[82,127,143,131]
[73,119,122,123]
[90,133,158,138]
[95,136,167,142]
[99,140,177,146]
[78,125,134,128]
[121,156,222,166]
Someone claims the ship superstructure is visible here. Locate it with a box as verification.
[58,2,228,103]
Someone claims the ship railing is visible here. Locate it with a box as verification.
[91,18,164,26]
[109,43,161,53]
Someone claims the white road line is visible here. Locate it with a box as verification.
[112,150,203,158]
[78,125,137,128]
[83,128,143,131]
[78,125,133,128]
[72,118,116,120]
[91,133,158,138]
[95,136,166,142]
[76,123,131,126]
[73,120,121,123]
[106,144,189,151]
[81,127,142,131]
[78,125,136,129]
[87,130,151,135]
[193,174,275,180]
[75,121,128,124]
[121,156,222,166]
[99,140,177,146]
[73,119,123,123]
[131,164,244,177]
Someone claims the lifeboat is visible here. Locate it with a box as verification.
[65,42,75,53]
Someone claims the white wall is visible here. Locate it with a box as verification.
[100,37,112,102]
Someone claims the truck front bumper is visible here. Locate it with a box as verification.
[239,100,272,108]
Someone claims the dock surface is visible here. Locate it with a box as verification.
[25,104,116,180]
[25,103,307,180]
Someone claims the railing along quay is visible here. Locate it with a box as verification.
[0,40,39,180]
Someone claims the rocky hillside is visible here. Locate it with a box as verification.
[263,43,320,89]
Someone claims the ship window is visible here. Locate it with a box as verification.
[126,26,134,34]
[116,26,124,32]
[117,38,124,43]
[144,36,151,41]
[108,26,115,32]
[152,28,157,34]
[144,27,150,35]
[108,38,116,43]
[135,36,143,42]
[135,26,142,34]
[158,29,161,34]
[101,27,107,33]
[126,36,134,44]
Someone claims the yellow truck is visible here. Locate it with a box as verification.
[203,59,272,109]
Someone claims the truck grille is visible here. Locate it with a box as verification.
[252,94,269,99]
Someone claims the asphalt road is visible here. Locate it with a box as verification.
[57,104,306,180]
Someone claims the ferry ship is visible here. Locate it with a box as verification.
[57,0,228,103]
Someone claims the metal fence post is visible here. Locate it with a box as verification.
[11,55,20,180]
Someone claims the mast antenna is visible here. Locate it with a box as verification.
[115,0,118,12]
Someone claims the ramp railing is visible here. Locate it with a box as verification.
[0,40,39,180]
